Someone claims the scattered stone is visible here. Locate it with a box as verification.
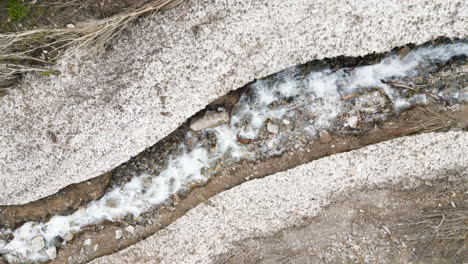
[347,116,359,128]
[125,225,135,234]
[64,233,74,242]
[94,244,99,251]
[31,235,45,252]
[0,239,5,250]
[51,235,64,247]
[115,229,123,240]
[142,178,153,189]
[190,111,229,131]
[448,175,457,182]
[66,24,75,28]
[237,135,251,144]
[267,123,279,134]
[45,246,57,260]
[84,238,92,246]
[282,119,290,125]
[106,199,118,208]
[398,46,411,59]
[319,130,332,143]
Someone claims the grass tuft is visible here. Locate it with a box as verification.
[6,0,28,22]
[0,0,187,91]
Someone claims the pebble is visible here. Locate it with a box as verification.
[64,233,74,242]
[282,119,290,125]
[125,225,135,234]
[45,246,57,260]
[319,130,332,143]
[94,244,99,251]
[267,123,279,134]
[31,235,45,252]
[115,229,123,239]
[398,46,411,59]
[66,23,75,29]
[84,238,92,246]
[190,111,229,131]
[0,239,5,250]
[347,116,359,128]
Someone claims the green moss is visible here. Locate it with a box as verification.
[6,0,28,22]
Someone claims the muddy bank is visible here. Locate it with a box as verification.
[213,176,468,264]
[0,173,111,229]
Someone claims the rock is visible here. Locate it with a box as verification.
[142,178,153,189]
[94,244,99,251]
[282,119,290,125]
[31,235,45,252]
[319,130,332,143]
[115,229,123,239]
[125,225,135,234]
[398,46,411,59]
[190,111,229,131]
[84,238,92,246]
[237,135,251,144]
[448,175,457,182]
[63,233,74,242]
[51,235,64,247]
[462,64,468,73]
[66,24,75,28]
[106,199,118,208]
[0,239,5,250]
[267,123,279,134]
[347,116,359,128]
[45,246,57,260]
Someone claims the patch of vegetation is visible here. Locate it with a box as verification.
[6,0,29,22]
[0,0,187,92]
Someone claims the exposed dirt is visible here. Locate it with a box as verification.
[47,105,467,264]
[0,172,112,229]
[213,175,468,264]
[0,0,148,33]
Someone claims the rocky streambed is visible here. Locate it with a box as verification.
[0,38,467,263]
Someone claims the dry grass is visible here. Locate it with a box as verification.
[394,181,468,264]
[390,105,467,136]
[0,0,186,90]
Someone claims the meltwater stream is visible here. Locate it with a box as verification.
[1,40,467,263]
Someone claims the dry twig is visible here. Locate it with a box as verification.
[381,80,451,105]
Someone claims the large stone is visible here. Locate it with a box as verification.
[0,0,464,205]
[45,246,57,260]
[30,235,45,252]
[190,111,229,131]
